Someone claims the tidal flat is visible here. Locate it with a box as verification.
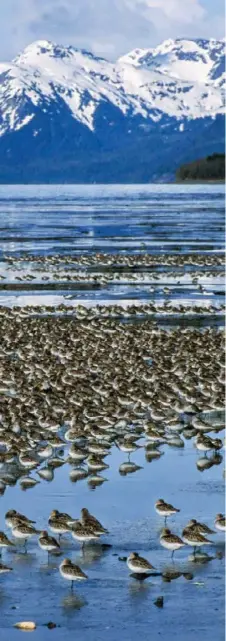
[0,184,224,640]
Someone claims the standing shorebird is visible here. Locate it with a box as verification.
[182,526,212,555]
[80,508,108,535]
[0,532,15,556]
[116,439,141,460]
[5,510,35,529]
[48,511,70,541]
[155,499,180,524]
[59,559,88,591]
[38,531,60,560]
[127,552,156,574]
[12,523,40,552]
[184,519,215,536]
[160,528,185,558]
[71,522,100,548]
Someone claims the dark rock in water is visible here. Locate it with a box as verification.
[44,622,57,629]
[154,596,164,608]
[118,556,127,562]
[183,572,194,580]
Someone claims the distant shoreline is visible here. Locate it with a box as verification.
[0,180,224,186]
[175,179,225,184]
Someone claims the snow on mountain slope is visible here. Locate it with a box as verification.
[0,38,224,138]
[119,38,225,83]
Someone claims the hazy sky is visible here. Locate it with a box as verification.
[0,0,224,61]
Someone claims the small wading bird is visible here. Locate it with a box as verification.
[155,499,180,524]
[160,528,185,559]
[38,531,61,561]
[59,559,88,591]
[127,552,156,577]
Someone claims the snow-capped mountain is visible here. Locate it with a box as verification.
[119,38,225,83]
[0,38,224,183]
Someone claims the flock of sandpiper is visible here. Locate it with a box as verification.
[0,303,224,593]
[5,252,224,268]
[0,502,224,590]
[0,247,224,600]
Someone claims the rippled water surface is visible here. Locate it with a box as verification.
[0,184,224,313]
[0,184,224,641]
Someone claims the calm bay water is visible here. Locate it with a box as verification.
[0,184,224,641]
[0,184,224,312]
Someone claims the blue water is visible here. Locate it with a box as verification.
[0,184,224,253]
[0,184,224,312]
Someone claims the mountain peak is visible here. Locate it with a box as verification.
[119,37,225,83]
[0,36,224,135]
[14,40,106,67]
[0,36,224,183]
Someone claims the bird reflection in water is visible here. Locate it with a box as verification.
[61,593,87,612]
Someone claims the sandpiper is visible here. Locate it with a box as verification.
[182,527,212,554]
[215,513,226,531]
[49,510,76,527]
[48,512,70,540]
[0,532,15,555]
[155,499,180,523]
[160,528,185,558]
[116,439,141,459]
[127,552,156,574]
[5,510,35,529]
[59,558,88,590]
[71,522,100,547]
[38,531,60,559]
[80,508,108,535]
[87,455,109,472]
[184,519,215,535]
[19,454,38,469]
[12,523,40,551]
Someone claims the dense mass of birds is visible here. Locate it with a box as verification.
[5,253,224,268]
[1,268,224,287]
[0,302,224,318]
[0,243,224,605]
[1,252,224,318]
[0,310,224,590]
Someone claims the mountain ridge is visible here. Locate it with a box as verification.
[0,37,224,183]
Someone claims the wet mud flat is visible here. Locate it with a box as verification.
[0,184,224,640]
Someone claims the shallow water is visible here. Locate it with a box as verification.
[0,184,224,640]
[0,184,224,313]
[0,440,224,641]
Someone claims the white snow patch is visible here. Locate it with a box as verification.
[0,37,224,134]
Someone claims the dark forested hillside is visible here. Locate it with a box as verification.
[176,153,225,182]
